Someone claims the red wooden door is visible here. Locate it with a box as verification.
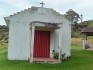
[34,30,50,58]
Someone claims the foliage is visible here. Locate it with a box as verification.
[61,53,65,60]
[73,31,82,38]
[0,25,9,43]
[52,50,59,59]
[65,9,80,23]
[52,50,69,61]
[65,9,81,38]
[80,20,93,27]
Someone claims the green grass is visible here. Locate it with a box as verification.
[0,44,93,70]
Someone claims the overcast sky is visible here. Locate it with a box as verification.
[0,0,93,25]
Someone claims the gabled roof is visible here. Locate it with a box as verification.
[7,6,63,17]
[81,27,93,32]
[81,27,93,36]
[4,17,10,26]
[4,6,72,26]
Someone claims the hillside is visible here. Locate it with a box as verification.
[0,25,9,43]
[86,20,93,27]
[72,20,93,38]
[79,20,93,26]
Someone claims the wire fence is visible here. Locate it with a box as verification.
[71,37,93,46]
[71,38,83,46]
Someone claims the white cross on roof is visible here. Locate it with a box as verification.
[40,1,45,8]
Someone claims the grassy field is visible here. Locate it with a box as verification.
[0,43,93,70]
[71,37,93,45]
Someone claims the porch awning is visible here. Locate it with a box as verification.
[31,21,62,25]
[30,21,62,30]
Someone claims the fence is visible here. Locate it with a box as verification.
[71,37,93,46]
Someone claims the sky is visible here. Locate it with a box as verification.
[0,0,93,25]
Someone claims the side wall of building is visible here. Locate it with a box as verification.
[61,20,71,57]
[8,18,30,60]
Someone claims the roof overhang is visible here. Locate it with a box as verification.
[81,27,93,36]
[81,32,93,36]
[4,17,10,26]
[30,21,62,30]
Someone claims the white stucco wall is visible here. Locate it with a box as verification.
[50,30,55,58]
[8,18,30,60]
[54,21,71,57]
[61,21,71,57]
[8,7,71,60]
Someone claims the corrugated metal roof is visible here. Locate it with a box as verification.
[81,27,93,32]
[81,27,93,36]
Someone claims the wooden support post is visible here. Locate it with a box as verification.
[85,35,87,44]
[30,24,35,63]
[87,36,88,45]
[83,34,85,49]
[83,35,88,49]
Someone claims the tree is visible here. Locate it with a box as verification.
[65,9,80,37]
[65,9,80,23]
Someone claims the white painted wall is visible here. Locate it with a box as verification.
[8,7,71,60]
[50,30,55,58]
[54,22,71,57]
[61,22,71,57]
[8,18,30,60]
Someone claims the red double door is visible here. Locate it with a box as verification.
[34,30,50,58]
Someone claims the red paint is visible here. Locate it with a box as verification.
[34,30,50,58]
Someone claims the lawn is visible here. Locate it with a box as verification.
[0,43,93,70]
